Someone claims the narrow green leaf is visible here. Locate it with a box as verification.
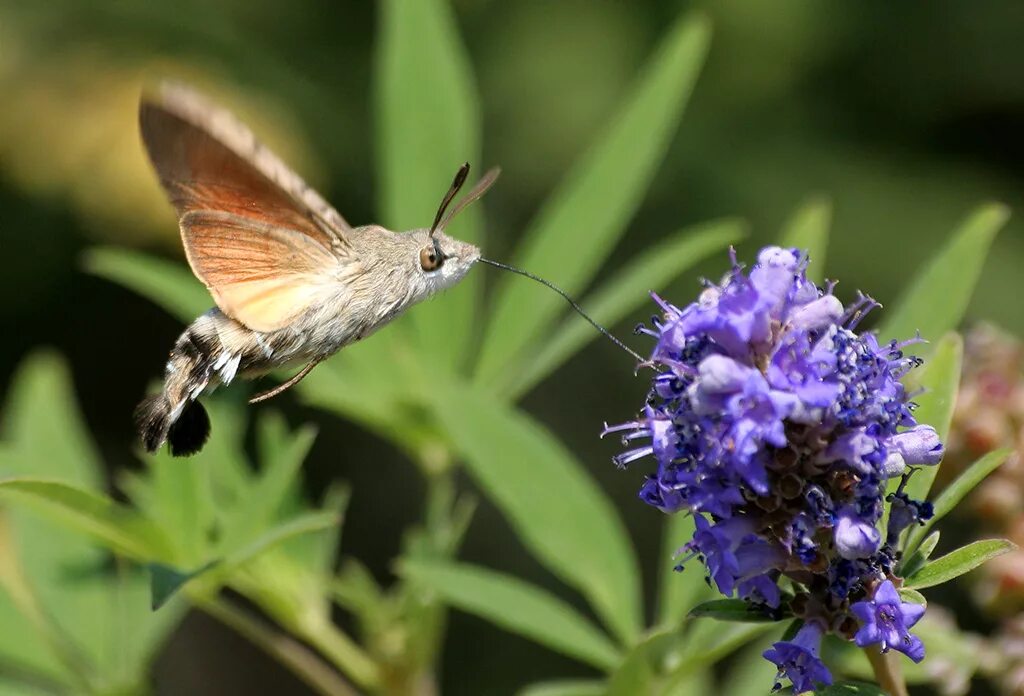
[900,531,939,578]
[504,219,745,399]
[0,478,172,561]
[221,414,318,550]
[606,630,678,696]
[879,203,1009,344]
[900,332,963,502]
[780,197,831,284]
[818,683,888,696]
[904,538,1016,589]
[83,247,209,323]
[906,449,1010,555]
[517,681,605,696]
[432,380,641,643]
[677,623,778,674]
[898,588,927,607]
[687,599,787,623]
[475,13,712,384]
[402,560,620,671]
[656,514,713,627]
[376,0,481,370]
[147,512,339,610]
[148,560,218,611]
[222,511,341,576]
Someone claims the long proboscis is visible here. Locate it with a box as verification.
[479,258,645,363]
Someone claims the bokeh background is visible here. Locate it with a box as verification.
[1,1,1023,694]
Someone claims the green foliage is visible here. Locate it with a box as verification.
[688,598,788,623]
[879,203,1009,344]
[898,332,963,502]
[904,449,1011,556]
[904,539,1016,590]
[431,379,641,643]
[376,0,482,370]
[7,0,1017,693]
[401,560,621,670]
[474,12,712,385]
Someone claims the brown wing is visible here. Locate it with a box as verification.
[139,82,353,332]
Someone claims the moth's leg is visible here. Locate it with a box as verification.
[248,359,321,404]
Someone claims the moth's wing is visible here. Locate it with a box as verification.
[139,82,353,332]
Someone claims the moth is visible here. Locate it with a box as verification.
[135,83,499,456]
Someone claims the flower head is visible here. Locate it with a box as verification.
[605,247,943,686]
[851,580,926,662]
[763,622,833,693]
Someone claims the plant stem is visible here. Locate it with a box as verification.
[865,647,908,696]
[198,598,360,696]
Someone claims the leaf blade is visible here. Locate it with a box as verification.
[376,0,482,370]
[432,381,642,643]
[901,332,963,502]
[879,203,1009,344]
[905,449,1010,555]
[904,538,1016,589]
[475,13,712,384]
[402,560,621,671]
[0,478,172,561]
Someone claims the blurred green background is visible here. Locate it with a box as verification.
[1,1,1022,694]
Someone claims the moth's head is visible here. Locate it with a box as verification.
[409,227,480,291]
[409,162,498,294]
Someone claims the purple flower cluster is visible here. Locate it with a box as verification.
[604,247,942,692]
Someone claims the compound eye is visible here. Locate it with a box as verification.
[419,245,444,271]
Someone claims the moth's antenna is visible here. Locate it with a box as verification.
[479,257,645,363]
[440,166,501,230]
[430,162,471,237]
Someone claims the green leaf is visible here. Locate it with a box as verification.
[780,196,831,284]
[517,680,605,696]
[687,599,787,623]
[83,247,209,323]
[376,0,481,370]
[675,623,778,677]
[605,630,678,696]
[904,538,1016,589]
[656,514,713,627]
[148,511,339,609]
[149,560,218,611]
[475,12,712,384]
[906,448,1010,555]
[402,560,620,671]
[221,413,318,550]
[879,203,1009,344]
[432,380,641,643]
[503,218,745,399]
[222,511,341,577]
[900,332,963,502]
[818,682,888,696]
[900,531,939,578]
[898,587,927,607]
[0,478,172,561]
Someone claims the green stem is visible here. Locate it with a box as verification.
[197,598,361,696]
[298,619,381,691]
[865,647,908,696]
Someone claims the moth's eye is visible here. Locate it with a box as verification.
[419,245,444,271]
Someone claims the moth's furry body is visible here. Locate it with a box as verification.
[135,83,486,455]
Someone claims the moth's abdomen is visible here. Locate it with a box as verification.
[134,310,232,456]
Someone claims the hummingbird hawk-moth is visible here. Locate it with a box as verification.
[135,83,499,456]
